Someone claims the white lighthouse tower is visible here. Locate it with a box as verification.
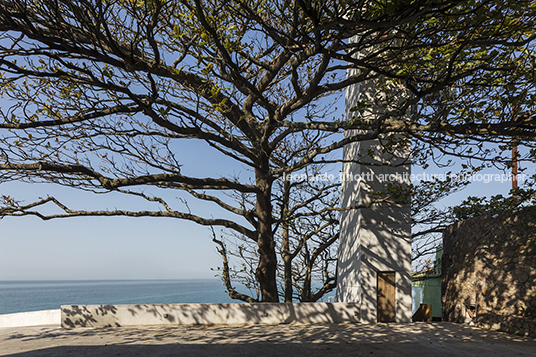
[336,75,412,323]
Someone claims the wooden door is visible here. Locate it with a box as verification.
[377,271,396,323]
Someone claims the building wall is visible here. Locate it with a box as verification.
[336,69,412,323]
[412,277,442,318]
[442,206,536,336]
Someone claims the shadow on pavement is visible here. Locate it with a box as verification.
[2,322,536,357]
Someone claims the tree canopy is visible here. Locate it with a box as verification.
[1,0,535,301]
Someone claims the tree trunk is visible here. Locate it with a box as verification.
[282,178,293,303]
[302,261,312,301]
[301,239,312,301]
[255,167,278,302]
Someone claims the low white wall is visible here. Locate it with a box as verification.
[61,302,361,328]
[0,309,61,328]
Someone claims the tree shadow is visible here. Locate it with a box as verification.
[57,301,363,329]
[3,322,536,357]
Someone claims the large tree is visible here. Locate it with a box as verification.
[1,0,535,301]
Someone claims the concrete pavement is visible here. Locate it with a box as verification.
[1,322,536,356]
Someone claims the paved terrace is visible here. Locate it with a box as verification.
[1,322,536,356]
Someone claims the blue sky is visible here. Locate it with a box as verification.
[0,89,533,280]
[0,181,224,280]
[0,126,257,281]
[1,149,529,280]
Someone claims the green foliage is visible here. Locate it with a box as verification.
[1,0,535,302]
[453,177,536,220]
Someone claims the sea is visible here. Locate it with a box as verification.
[0,279,241,315]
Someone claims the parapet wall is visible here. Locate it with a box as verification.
[61,302,361,328]
[0,309,60,328]
[442,206,536,337]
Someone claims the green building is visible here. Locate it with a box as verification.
[412,247,443,320]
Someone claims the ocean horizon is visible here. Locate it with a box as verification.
[0,279,242,315]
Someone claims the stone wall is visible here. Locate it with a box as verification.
[442,206,536,337]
